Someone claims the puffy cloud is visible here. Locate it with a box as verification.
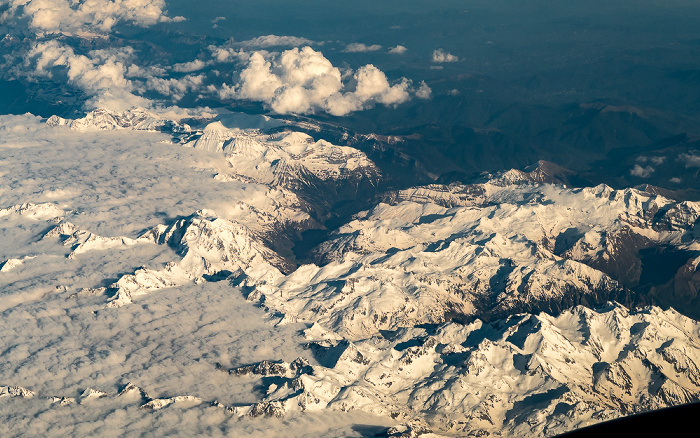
[637,155,667,165]
[172,59,209,73]
[630,164,655,178]
[238,35,316,48]
[415,81,432,99]
[388,45,407,54]
[141,75,205,101]
[679,152,700,168]
[21,37,425,116]
[210,83,236,100]
[25,41,149,110]
[23,41,205,110]
[324,93,363,116]
[211,16,225,28]
[354,65,409,105]
[247,47,342,114]
[208,46,249,63]
[213,47,419,116]
[344,43,382,53]
[1,0,174,34]
[126,64,167,79]
[237,52,285,101]
[207,35,316,63]
[432,48,459,63]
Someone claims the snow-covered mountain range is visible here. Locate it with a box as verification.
[223,303,700,437]
[1,108,699,437]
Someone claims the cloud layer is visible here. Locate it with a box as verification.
[0,114,375,436]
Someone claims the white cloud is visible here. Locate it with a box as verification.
[354,65,409,105]
[172,59,208,73]
[237,52,286,102]
[207,36,317,64]
[214,47,418,116]
[679,152,700,168]
[208,46,249,63]
[415,81,432,99]
[141,75,205,101]
[211,16,225,28]
[630,164,655,178]
[210,83,236,100]
[25,41,150,111]
[637,155,667,165]
[344,43,382,53]
[432,48,459,63]
[126,64,167,79]
[670,177,682,183]
[207,36,316,63]
[388,45,407,54]
[238,35,316,48]
[23,41,206,110]
[1,0,173,34]
[16,32,424,116]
